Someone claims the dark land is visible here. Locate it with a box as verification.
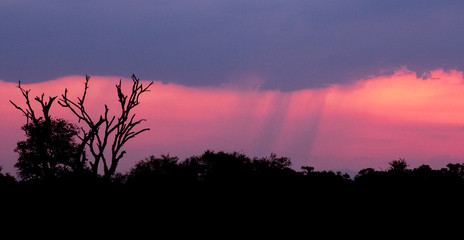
[2,152,464,222]
[2,154,464,238]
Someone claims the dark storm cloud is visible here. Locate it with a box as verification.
[1,0,464,90]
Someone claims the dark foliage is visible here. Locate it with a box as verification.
[122,152,464,194]
[253,153,295,183]
[183,151,255,184]
[125,151,300,188]
[126,154,185,185]
[8,149,464,191]
[0,166,16,185]
[4,152,464,234]
[14,118,81,181]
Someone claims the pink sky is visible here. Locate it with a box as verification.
[2,68,464,176]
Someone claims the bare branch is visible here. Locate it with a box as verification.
[10,81,36,124]
[9,100,29,120]
[59,74,153,179]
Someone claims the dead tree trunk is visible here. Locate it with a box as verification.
[59,74,153,180]
[58,75,104,177]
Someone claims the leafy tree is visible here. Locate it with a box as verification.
[354,167,385,186]
[14,118,80,181]
[182,151,254,184]
[445,163,464,177]
[253,153,292,169]
[301,166,315,175]
[253,153,295,181]
[10,81,82,181]
[126,155,181,184]
[388,158,408,172]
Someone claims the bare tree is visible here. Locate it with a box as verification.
[10,81,56,125]
[59,74,153,179]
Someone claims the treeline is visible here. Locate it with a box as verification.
[3,151,464,190]
[4,150,464,225]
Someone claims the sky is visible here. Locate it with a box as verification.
[2,1,464,176]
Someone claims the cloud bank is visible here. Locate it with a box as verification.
[2,1,464,90]
[2,68,464,176]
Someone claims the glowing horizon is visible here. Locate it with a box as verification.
[2,68,464,176]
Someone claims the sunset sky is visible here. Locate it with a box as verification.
[2,1,464,176]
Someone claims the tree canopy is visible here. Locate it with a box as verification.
[14,118,80,181]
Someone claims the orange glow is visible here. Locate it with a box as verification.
[313,68,464,169]
[2,68,464,175]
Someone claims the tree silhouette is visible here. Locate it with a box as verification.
[10,82,80,181]
[354,167,385,186]
[182,151,255,185]
[252,153,295,183]
[126,154,182,185]
[127,151,302,187]
[59,74,153,180]
[9,81,56,126]
[388,158,408,172]
[14,118,80,181]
